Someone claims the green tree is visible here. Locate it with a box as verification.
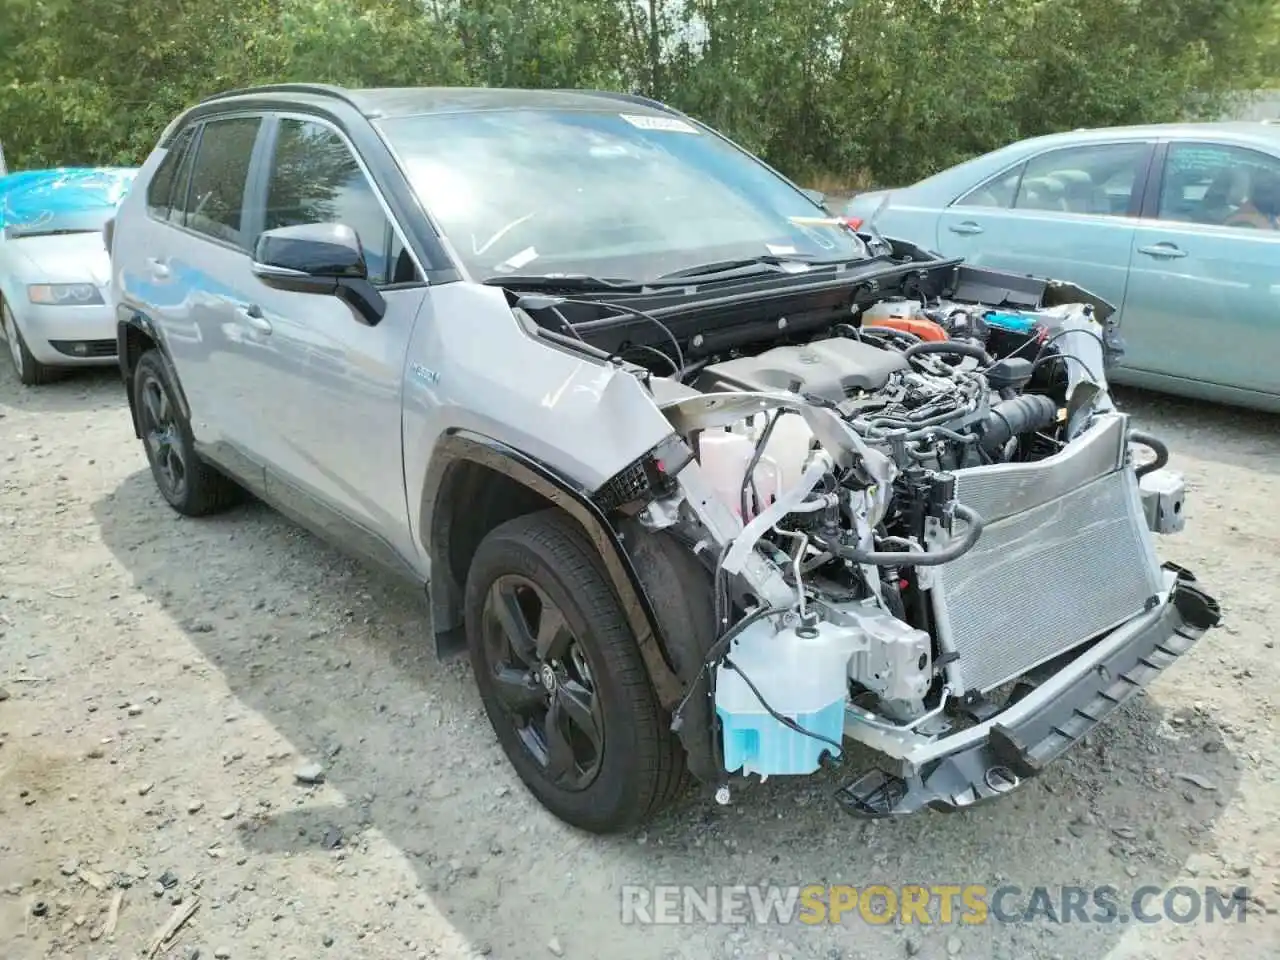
[1,0,1277,188]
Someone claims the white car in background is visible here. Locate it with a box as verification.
[0,166,136,385]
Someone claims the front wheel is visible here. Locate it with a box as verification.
[2,299,57,386]
[463,509,688,833]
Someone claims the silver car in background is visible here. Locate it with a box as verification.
[0,166,136,385]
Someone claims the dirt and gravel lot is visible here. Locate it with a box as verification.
[1,362,1278,960]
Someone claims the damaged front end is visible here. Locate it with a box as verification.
[595,265,1221,817]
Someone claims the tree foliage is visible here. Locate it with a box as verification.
[1,0,1276,187]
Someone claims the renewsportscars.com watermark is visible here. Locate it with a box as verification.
[620,884,1251,926]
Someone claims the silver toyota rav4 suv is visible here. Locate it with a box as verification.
[108,83,1220,834]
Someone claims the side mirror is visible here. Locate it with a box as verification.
[251,222,386,325]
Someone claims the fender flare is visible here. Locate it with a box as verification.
[419,430,686,712]
[116,309,190,438]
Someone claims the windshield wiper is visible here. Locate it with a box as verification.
[646,253,869,286]
[481,274,641,293]
[9,227,101,239]
[652,254,814,280]
[482,253,872,295]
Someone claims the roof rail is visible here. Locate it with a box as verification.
[199,82,361,110]
[572,89,681,116]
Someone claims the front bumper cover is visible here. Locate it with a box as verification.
[836,565,1221,817]
[18,299,117,364]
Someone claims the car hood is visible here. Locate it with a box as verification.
[9,233,110,285]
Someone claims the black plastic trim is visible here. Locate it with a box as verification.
[1139,140,1170,220]
[200,82,361,111]
[1124,141,1160,219]
[418,430,685,710]
[116,310,189,439]
[260,466,424,586]
[837,573,1220,818]
[49,339,116,358]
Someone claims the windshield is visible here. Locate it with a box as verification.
[376,109,866,282]
[0,167,135,240]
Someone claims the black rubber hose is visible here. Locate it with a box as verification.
[861,324,924,344]
[903,340,994,366]
[1130,429,1169,479]
[827,503,985,567]
[978,394,1058,456]
[741,410,787,521]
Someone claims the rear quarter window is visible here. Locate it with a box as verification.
[145,126,195,220]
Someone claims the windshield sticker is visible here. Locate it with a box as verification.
[620,114,699,134]
[589,144,635,158]
[494,246,539,272]
[766,244,797,256]
[787,215,849,227]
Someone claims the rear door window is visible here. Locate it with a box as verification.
[1012,142,1150,217]
[1156,141,1280,229]
[183,116,264,248]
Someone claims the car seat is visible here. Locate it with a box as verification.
[1019,176,1067,211]
[1199,165,1250,224]
[1249,168,1280,225]
[1053,169,1095,213]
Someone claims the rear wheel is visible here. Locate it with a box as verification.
[463,509,687,833]
[2,299,57,386]
[133,349,242,516]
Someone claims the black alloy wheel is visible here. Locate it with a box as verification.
[463,509,688,833]
[479,573,604,790]
[131,349,242,517]
[139,366,188,504]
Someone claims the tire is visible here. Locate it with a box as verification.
[463,509,687,833]
[2,298,58,386]
[132,349,242,516]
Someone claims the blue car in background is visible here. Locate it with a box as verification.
[0,165,137,385]
[844,122,1280,413]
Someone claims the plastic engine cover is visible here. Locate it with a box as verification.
[695,338,909,402]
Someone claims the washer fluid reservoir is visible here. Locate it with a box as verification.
[715,617,859,776]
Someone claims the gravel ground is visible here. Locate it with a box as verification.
[2,363,1279,960]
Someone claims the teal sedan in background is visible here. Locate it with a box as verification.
[844,123,1280,413]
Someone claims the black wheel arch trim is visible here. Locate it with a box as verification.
[116,309,191,439]
[419,430,686,713]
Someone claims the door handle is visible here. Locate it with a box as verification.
[145,257,170,279]
[237,304,272,334]
[948,221,984,236]
[1137,243,1187,259]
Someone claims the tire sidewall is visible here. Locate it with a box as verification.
[464,520,659,832]
[133,350,198,512]
[3,299,41,386]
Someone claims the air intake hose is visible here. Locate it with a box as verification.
[979,394,1058,456]
[1129,429,1168,479]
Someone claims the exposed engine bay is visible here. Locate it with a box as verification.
[511,250,1221,818]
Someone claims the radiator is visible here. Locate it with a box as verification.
[929,413,1165,693]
